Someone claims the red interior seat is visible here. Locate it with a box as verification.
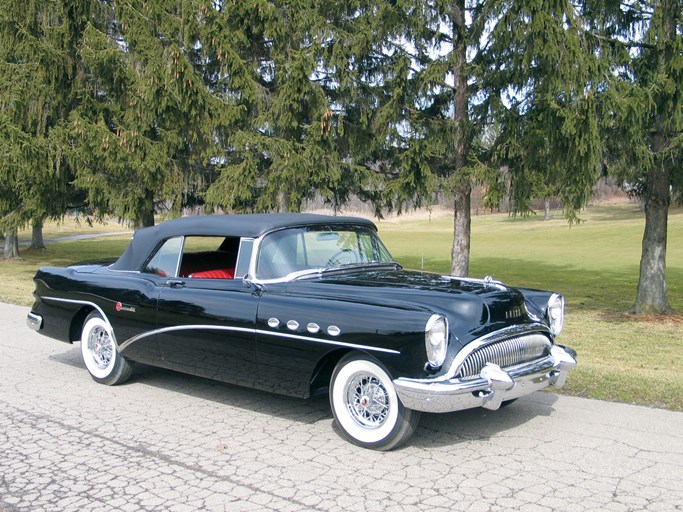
[189,268,235,279]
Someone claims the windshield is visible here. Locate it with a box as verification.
[255,225,396,280]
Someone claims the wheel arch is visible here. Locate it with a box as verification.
[309,348,400,397]
[69,306,96,342]
[68,304,117,347]
[309,348,351,396]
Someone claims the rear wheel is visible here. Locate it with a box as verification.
[329,353,420,450]
[80,312,132,385]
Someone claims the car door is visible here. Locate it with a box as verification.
[156,278,260,387]
[154,236,260,388]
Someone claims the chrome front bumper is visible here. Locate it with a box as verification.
[394,345,577,413]
[27,312,43,331]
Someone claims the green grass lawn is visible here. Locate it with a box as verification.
[2,204,681,410]
[1,217,132,305]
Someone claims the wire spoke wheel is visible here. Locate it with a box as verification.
[347,374,390,428]
[330,354,420,450]
[87,326,114,369]
[80,312,132,385]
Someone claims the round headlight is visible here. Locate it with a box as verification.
[547,293,564,336]
[425,314,448,368]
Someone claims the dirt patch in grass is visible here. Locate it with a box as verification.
[614,313,683,324]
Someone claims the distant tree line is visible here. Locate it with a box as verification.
[1,0,680,314]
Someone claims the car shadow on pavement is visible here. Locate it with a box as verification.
[50,346,331,425]
[409,392,559,449]
[48,348,83,369]
[50,345,561,448]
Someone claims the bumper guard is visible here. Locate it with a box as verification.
[26,312,43,331]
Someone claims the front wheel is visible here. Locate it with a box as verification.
[330,353,420,450]
[80,312,132,385]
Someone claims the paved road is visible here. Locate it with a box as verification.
[1,302,681,512]
[18,232,131,247]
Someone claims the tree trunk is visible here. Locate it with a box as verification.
[633,160,671,315]
[141,209,155,228]
[30,219,46,250]
[632,1,676,316]
[3,229,20,259]
[544,197,551,220]
[449,0,471,277]
[141,189,155,227]
[451,182,471,276]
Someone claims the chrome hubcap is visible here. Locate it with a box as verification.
[346,374,390,429]
[88,326,113,369]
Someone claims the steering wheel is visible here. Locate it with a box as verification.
[326,249,359,267]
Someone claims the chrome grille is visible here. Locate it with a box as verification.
[456,334,552,379]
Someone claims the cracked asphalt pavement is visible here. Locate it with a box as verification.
[1,302,681,511]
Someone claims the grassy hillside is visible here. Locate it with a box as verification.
[2,204,681,410]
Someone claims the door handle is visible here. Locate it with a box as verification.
[166,279,185,288]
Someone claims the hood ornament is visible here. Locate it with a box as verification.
[482,274,505,290]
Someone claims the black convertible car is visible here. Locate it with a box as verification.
[27,213,576,450]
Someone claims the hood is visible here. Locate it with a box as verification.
[287,268,536,339]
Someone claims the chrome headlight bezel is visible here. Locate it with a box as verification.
[425,314,448,368]
[547,293,565,336]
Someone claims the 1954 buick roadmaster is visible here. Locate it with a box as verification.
[27,213,576,450]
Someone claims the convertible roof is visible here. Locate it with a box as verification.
[109,213,377,271]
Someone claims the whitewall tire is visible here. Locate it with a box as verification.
[80,312,132,385]
[330,353,420,450]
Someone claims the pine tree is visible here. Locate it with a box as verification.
[477,0,681,314]
[335,1,604,276]
[202,0,385,214]
[587,0,682,314]
[70,1,245,227]
[483,1,606,220]
[0,0,86,257]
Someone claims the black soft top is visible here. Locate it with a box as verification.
[109,213,376,271]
